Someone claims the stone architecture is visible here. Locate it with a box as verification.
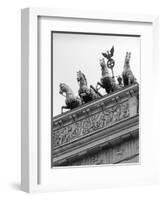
[52,83,139,167]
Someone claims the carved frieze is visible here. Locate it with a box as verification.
[53,101,130,148]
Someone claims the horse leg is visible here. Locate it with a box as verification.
[96,82,103,90]
[128,76,132,85]
[90,85,103,98]
[61,106,69,114]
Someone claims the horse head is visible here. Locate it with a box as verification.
[99,58,106,70]
[59,82,81,113]
[59,83,69,95]
[124,52,131,66]
[77,70,87,86]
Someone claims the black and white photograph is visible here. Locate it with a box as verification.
[51,32,140,167]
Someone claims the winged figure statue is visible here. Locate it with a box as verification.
[102,46,115,77]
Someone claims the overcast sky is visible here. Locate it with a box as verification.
[53,33,140,116]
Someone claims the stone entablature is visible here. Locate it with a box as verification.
[53,100,129,147]
[52,84,138,147]
[52,84,139,166]
[67,136,139,166]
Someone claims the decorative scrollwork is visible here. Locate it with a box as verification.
[53,101,129,147]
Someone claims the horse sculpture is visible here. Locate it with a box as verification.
[122,52,136,86]
[59,83,81,113]
[77,70,101,103]
[96,58,116,94]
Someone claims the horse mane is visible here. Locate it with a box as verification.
[81,72,87,85]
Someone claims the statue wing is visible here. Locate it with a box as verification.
[110,46,114,57]
[102,53,109,59]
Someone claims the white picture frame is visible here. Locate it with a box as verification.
[21,7,159,193]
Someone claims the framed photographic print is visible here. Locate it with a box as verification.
[21,8,159,193]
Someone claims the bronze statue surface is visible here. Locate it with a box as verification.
[96,58,116,94]
[77,70,101,103]
[122,52,136,86]
[102,46,115,77]
[59,83,81,113]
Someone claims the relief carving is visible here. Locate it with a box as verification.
[53,101,129,147]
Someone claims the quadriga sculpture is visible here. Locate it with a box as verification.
[59,83,81,113]
[77,70,101,103]
[96,58,116,94]
[122,52,136,86]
